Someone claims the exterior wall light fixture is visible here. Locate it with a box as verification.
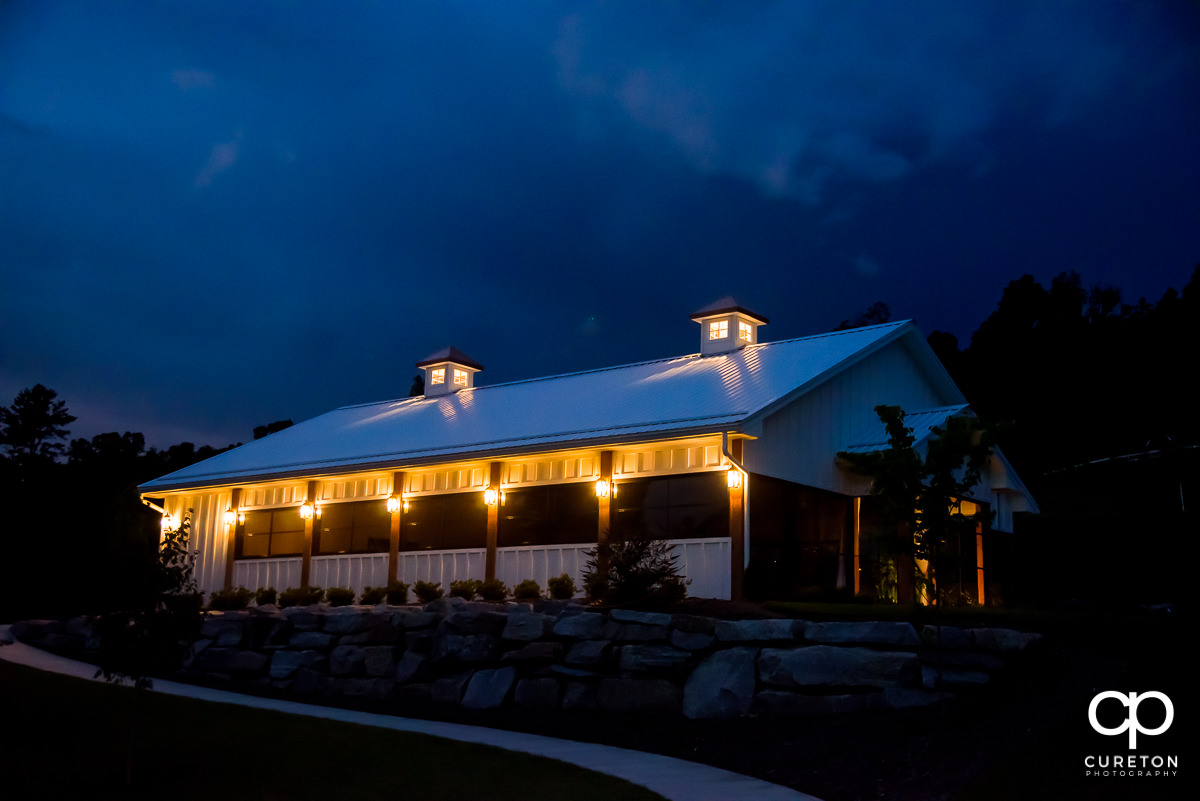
[726,466,743,489]
[387,495,409,514]
[595,479,614,498]
[483,487,504,506]
[299,501,321,520]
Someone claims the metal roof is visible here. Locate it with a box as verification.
[140,320,915,492]
[840,404,972,454]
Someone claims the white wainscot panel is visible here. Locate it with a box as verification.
[397,549,487,589]
[495,544,593,596]
[310,554,389,597]
[231,558,302,594]
[496,538,730,600]
[669,537,731,600]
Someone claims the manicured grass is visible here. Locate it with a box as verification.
[0,659,666,801]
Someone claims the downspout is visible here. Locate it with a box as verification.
[722,431,750,571]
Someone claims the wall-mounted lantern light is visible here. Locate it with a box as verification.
[223,508,237,526]
[595,479,610,498]
[726,466,743,490]
[483,487,505,506]
[387,495,408,514]
[161,513,177,531]
[299,501,321,520]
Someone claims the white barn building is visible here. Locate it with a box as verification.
[139,298,1037,603]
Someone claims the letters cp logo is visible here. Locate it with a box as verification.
[1088,691,1174,749]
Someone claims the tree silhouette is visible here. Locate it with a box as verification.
[253,419,293,439]
[0,384,76,475]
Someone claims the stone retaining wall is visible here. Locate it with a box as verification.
[10,599,1043,719]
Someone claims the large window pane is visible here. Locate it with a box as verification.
[401,492,487,551]
[499,483,597,547]
[612,473,728,541]
[316,500,390,555]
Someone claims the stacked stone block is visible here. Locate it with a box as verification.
[10,602,1043,719]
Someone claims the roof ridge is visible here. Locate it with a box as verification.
[338,320,914,411]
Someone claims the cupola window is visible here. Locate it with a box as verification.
[415,346,485,397]
[690,296,769,356]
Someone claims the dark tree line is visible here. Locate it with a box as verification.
[924,267,1199,605]
[0,386,246,621]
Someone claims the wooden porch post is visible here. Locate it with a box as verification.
[388,471,405,584]
[300,480,317,588]
[729,439,745,601]
[852,496,862,597]
[976,531,986,606]
[598,450,614,543]
[222,487,242,591]
[484,461,502,581]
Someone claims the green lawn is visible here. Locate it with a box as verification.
[0,658,666,801]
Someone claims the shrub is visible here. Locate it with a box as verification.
[583,531,689,606]
[385,580,409,605]
[413,580,444,604]
[477,578,508,602]
[512,579,541,602]
[208,586,253,611]
[360,585,387,605]
[254,587,278,606]
[278,586,324,608]
[325,587,356,607]
[449,579,481,600]
[547,573,577,600]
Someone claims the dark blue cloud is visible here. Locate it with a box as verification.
[1,1,1196,448]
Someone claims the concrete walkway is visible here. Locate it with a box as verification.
[0,626,819,801]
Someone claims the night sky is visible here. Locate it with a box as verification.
[2,2,1197,450]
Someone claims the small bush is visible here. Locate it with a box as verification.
[208,586,253,611]
[449,579,481,600]
[278,586,324,608]
[360,585,387,605]
[413,580,444,604]
[254,587,278,606]
[477,578,508,602]
[512,579,541,602]
[547,573,576,600]
[325,587,356,607]
[385,580,409,605]
[583,531,689,606]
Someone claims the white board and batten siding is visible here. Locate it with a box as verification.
[746,342,955,494]
[161,490,232,596]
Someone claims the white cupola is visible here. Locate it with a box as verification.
[690,296,769,355]
[416,346,484,397]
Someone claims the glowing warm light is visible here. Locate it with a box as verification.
[595,479,610,498]
[738,321,752,342]
[299,502,314,520]
[483,487,499,506]
[431,367,445,385]
[726,467,743,489]
[223,509,237,526]
[709,320,728,340]
[453,369,468,386]
[160,513,176,531]
[386,496,401,514]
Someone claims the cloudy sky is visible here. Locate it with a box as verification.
[2,1,1197,450]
